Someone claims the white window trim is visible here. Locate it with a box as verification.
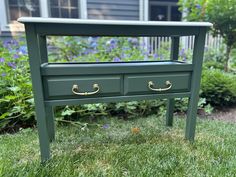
[139,0,148,21]
[80,0,87,19]
[139,0,149,52]
[0,0,9,32]
[139,0,144,21]
[40,0,49,17]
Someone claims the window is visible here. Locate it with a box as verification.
[6,0,40,22]
[49,0,79,18]
[149,0,181,21]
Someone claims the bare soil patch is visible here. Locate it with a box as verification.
[207,106,236,123]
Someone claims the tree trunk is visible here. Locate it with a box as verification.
[224,45,231,72]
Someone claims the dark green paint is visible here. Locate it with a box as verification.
[24,24,50,162]
[166,36,180,127]
[185,28,207,141]
[124,72,191,95]
[45,75,122,99]
[19,17,211,162]
[41,61,193,76]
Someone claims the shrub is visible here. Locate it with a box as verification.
[48,36,156,62]
[203,60,224,70]
[0,38,35,132]
[201,69,236,107]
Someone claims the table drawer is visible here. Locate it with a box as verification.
[124,73,191,95]
[44,75,122,99]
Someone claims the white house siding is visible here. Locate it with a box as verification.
[87,0,139,20]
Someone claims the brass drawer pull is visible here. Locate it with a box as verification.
[148,80,172,92]
[72,84,100,96]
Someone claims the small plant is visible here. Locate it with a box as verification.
[201,69,236,107]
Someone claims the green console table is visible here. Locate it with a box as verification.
[18,17,212,162]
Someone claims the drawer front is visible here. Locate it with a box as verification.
[124,73,191,95]
[44,75,122,99]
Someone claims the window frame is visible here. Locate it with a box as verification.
[5,0,41,23]
[48,0,80,19]
[149,1,181,21]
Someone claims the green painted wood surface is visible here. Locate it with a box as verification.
[185,28,207,141]
[45,75,123,99]
[41,61,193,76]
[18,17,211,162]
[24,24,50,162]
[124,72,191,95]
[18,17,212,37]
[166,36,180,127]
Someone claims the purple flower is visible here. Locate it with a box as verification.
[153,53,158,59]
[95,58,100,62]
[13,54,19,59]
[140,42,146,47]
[128,38,138,45]
[195,4,201,9]
[102,124,109,129]
[3,39,19,49]
[113,57,121,62]
[110,38,116,44]
[1,73,6,77]
[7,62,16,69]
[0,58,5,63]
[179,48,185,56]
[106,38,117,51]
[82,49,92,55]
[179,48,186,61]
[18,46,28,55]
[90,42,97,48]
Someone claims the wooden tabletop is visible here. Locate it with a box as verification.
[18,17,213,27]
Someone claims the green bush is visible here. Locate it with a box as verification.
[0,38,35,131]
[201,69,236,107]
[47,36,171,62]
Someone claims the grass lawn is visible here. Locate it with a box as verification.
[1,115,236,176]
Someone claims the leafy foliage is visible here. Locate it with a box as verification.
[178,0,236,71]
[47,36,173,63]
[201,69,236,107]
[0,38,35,131]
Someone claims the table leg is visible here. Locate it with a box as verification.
[45,106,55,142]
[36,105,50,162]
[185,28,206,141]
[166,98,174,126]
[185,97,198,141]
